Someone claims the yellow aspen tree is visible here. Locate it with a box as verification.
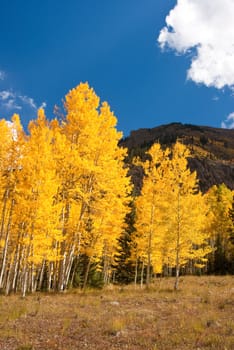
[81,152,131,287]
[0,115,25,292]
[164,142,211,290]
[133,142,211,289]
[133,143,170,287]
[53,83,131,290]
[17,109,62,295]
[0,119,13,286]
[80,102,131,288]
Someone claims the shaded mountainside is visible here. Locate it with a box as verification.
[120,123,234,192]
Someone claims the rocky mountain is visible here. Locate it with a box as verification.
[120,123,234,193]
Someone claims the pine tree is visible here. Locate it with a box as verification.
[205,184,234,274]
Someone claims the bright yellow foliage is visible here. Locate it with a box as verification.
[133,142,212,287]
[0,83,131,294]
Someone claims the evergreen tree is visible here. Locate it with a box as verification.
[205,185,234,274]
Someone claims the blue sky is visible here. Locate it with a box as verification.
[0,0,234,136]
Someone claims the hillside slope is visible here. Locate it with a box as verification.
[120,123,234,192]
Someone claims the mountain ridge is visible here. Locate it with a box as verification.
[120,122,234,192]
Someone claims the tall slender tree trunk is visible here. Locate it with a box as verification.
[146,248,151,288]
[58,249,67,291]
[174,188,181,291]
[140,261,144,288]
[0,198,14,288]
[70,256,80,287]
[146,203,155,288]
[0,188,9,242]
[6,229,22,294]
[174,263,180,290]
[64,245,75,289]
[37,260,45,291]
[13,243,25,293]
[83,257,91,290]
[22,269,28,298]
[47,262,54,291]
[5,254,14,295]
[134,257,138,286]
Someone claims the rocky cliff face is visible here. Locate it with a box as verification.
[120,123,234,192]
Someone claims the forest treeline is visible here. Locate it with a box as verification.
[0,83,233,295]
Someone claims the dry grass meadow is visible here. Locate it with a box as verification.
[0,276,233,350]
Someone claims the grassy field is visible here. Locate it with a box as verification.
[0,276,233,350]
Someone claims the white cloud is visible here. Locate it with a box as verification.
[19,95,37,110]
[158,0,234,89]
[4,99,22,111]
[39,101,47,109]
[0,91,22,110]
[221,112,234,129]
[0,89,40,113]
[0,71,5,81]
[0,90,15,100]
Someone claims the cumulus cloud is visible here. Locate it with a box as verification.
[221,112,234,129]
[158,0,234,89]
[0,90,40,112]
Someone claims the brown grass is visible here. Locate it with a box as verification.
[0,276,233,350]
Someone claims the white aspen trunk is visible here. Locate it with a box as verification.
[38,260,45,291]
[12,223,25,292]
[134,257,138,286]
[57,199,70,291]
[31,263,37,293]
[146,203,155,288]
[5,263,13,295]
[140,261,144,289]
[0,198,14,288]
[70,256,80,287]
[103,257,110,285]
[0,188,9,241]
[0,230,10,288]
[174,266,180,291]
[21,238,32,296]
[47,262,54,292]
[8,233,21,293]
[102,249,108,285]
[5,245,18,295]
[174,188,181,291]
[58,251,67,291]
[22,269,28,298]
[11,259,19,293]
[14,242,26,293]
[64,245,75,289]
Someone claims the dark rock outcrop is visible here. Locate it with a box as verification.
[120,123,234,192]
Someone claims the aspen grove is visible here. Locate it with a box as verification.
[0,83,131,295]
[0,83,233,295]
